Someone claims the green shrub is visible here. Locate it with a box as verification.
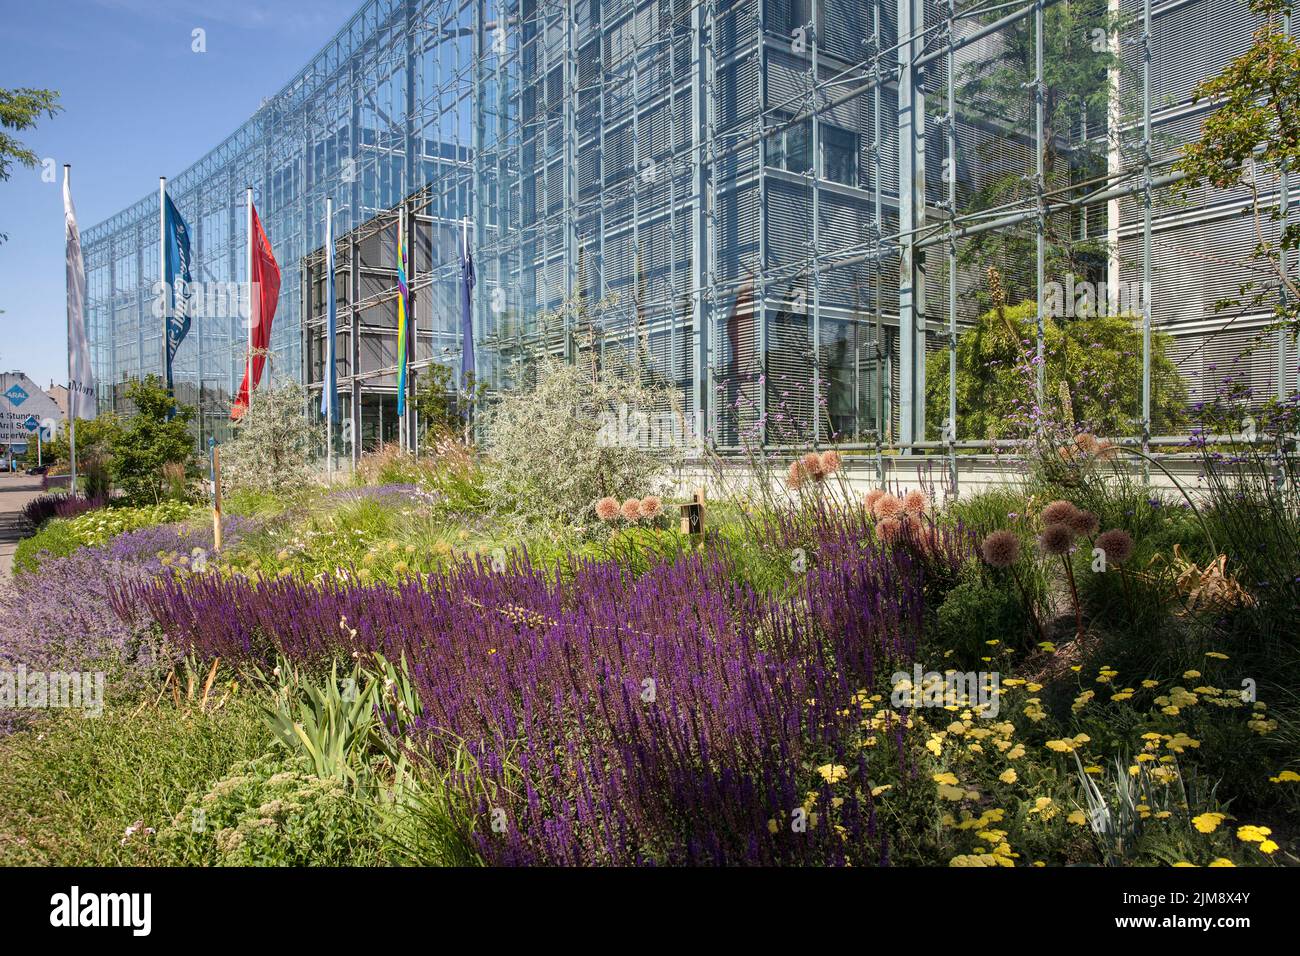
[110,375,198,505]
[13,518,79,574]
[73,500,196,545]
[932,563,1031,662]
[156,754,385,866]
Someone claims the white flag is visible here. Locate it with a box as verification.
[64,167,96,419]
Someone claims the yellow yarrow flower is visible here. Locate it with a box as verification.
[1192,813,1227,834]
[1235,824,1271,843]
[817,764,848,784]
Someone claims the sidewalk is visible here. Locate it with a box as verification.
[0,474,47,578]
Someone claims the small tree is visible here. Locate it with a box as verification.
[42,413,123,470]
[110,376,197,504]
[223,381,319,496]
[926,301,1187,441]
[413,362,484,442]
[484,355,684,531]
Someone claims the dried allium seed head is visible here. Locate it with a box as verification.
[873,493,905,520]
[639,496,663,519]
[902,489,929,515]
[863,488,885,512]
[595,497,620,521]
[980,530,1021,568]
[1073,432,1101,456]
[876,516,902,544]
[1039,522,1075,556]
[620,498,643,522]
[1041,499,1079,525]
[787,460,805,489]
[818,450,842,475]
[1067,509,1100,537]
[801,451,825,481]
[1095,528,1134,564]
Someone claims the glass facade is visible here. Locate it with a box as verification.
[83,0,1297,456]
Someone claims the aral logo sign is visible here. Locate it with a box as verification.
[22,415,39,432]
[4,384,29,406]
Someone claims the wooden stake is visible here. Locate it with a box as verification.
[210,438,224,552]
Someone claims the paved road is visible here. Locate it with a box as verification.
[0,474,47,578]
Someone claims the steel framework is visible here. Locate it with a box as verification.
[82,0,1297,471]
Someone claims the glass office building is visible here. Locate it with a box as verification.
[83,0,1296,459]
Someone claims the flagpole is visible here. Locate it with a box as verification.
[160,177,168,396]
[245,186,254,412]
[67,165,78,496]
[399,204,407,454]
[462,215,470,446]
[325,196,334,484]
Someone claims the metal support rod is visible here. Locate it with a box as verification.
[897,0,927,450]
[1034,0,1046,406]
[1141,0,1154,467]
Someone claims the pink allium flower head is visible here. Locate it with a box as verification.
[876,516,902,543]
[1095,438,1118,461]
[1067,508,1100,537]
[873,493,905,520]
[787,460,805,489]
[1042,499,1079,525]
[818,450,842,475]
[801,451,825,482]
[902,489,929,515]
[980,529,1021,568]
[639,495,663,519]
[1095,528,1134,564]
[595,497,620,521]
[621,498,643,522]
[863,488,885,512]
[1039,522,1075,556]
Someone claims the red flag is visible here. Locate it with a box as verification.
[232,202,280,419]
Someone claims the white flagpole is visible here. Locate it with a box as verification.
[399,204,407,454]
[461,216,470,446]
[159,177,167,394]
[325,196,334,484]
[245,186,254,411]
[67,165,78,495]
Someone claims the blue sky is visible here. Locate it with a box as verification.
[0,0,357,388]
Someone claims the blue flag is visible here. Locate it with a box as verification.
[460,232,475,388]
[320,208,338,420]
[163,194,193,391]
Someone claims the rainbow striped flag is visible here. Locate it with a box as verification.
[395,221,410,416]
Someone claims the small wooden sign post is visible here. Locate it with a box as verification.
[680,486,706,539]
[209,436,223,552]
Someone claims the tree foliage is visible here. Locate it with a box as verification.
[1,87,61,244]
[223,381,320,496]
[1176,0,1300,336]
[925,301,1187,440]
[109,376,197,504]
[957,0,1118,288]
[483,356,684,532]
[41,413,123,469]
